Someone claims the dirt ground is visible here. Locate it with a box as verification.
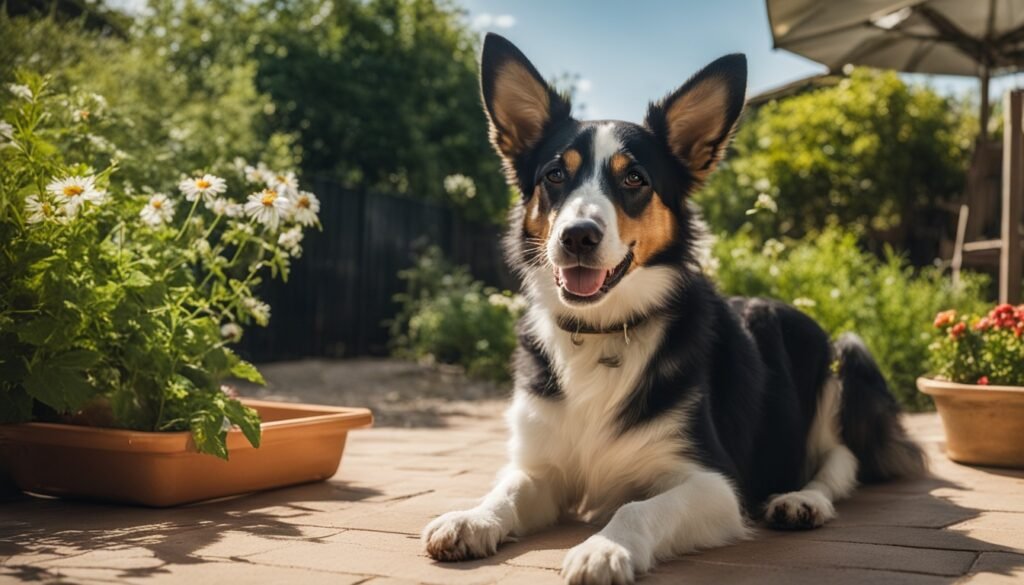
[236,358,510,428]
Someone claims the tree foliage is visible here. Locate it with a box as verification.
[2,0,509,222]
[698,69,977,262]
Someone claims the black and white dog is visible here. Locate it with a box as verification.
[423,34,926,584]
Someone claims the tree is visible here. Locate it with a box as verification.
[698,68,977,264]
[3,0,510,222]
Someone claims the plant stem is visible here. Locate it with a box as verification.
[174,197,201,241]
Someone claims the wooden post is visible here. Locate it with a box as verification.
[980,66,990,140]
[1000,90,1023,304]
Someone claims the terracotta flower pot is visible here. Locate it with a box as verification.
[917,377,1024,468]
[0,399,372,506]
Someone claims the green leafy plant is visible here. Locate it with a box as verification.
[390,247,523,381]
[699,68,976,260]
[929,304,1024,386]
[711,227,989,410]
[0,75,320,458]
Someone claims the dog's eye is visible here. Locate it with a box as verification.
[545,168,566,184]
[624,170,646,188]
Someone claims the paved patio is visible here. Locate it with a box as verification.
[2,405,1023,585]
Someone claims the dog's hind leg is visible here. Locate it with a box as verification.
[765,377,859,529]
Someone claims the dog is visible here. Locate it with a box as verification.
[422,33,926,584]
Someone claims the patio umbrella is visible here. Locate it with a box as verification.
[767,0,1024,137]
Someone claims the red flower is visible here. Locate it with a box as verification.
[950,322,967,339]
[933,310,957,328]
[975,317,993,331]
[977,376,990,386]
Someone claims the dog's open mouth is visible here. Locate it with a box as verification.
[554,250,633,302]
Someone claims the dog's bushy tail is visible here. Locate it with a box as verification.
[835,333,927,482]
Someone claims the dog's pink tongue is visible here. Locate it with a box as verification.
[559,266,606,297]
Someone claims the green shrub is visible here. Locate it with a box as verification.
[391,247,523,381]
[711,227,989,410]
[699,68,975,258]
[929,304,1024,386]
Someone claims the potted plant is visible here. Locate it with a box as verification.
[918,303,1024,468]
[0,75,370,506]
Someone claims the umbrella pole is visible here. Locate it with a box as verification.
[980,65,990,140]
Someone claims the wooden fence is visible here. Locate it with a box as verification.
[239,179,514,362]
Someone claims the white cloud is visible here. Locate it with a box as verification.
[493,14,517,28]
[576,78,593,93]
[473,13,517,29]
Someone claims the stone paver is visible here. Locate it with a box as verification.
[2,407,1023,585]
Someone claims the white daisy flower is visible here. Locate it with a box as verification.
[206,197,243,217]
[242,297,271,326]
[220,322,243,341]
[139,194,176,226]
[244,163,271,184]
[25,195,60,224]
[266,171,299,197]
[178,174,226,203]
[0,121,13,140]
[8,84,32,101]
[244,188,290,230]
[277,226,303,256]
[46,175,106,216]
[289,190,320,226]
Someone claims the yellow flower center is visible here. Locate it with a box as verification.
[42,202,54,214]
[63,185,84,197]
[276,175,287,183]
[296,196,310,209]
[151,199,163,209]
[78,110,90,120]
[260,190,277,206]
[195,179,211,189]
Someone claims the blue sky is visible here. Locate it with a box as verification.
[461,0,1024,122]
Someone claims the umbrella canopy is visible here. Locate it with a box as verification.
[768,0,1024,76]
[768,0,1024,136]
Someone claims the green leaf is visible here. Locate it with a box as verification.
[190,411,228,460]
[230,359,265,385]
[225,399,262,448]
[16,316,62,345]
[23,364,95,412]
[124,271,152,289]
[51,349,102,369]
[20,349,102,412]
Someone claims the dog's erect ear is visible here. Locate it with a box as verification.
[480,33,571,162]
[645,54,747,184]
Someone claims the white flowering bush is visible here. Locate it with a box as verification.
[0,75,320,458]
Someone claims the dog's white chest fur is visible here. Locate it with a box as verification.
[507,309,696,520]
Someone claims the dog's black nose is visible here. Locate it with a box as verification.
[560,220,603,255]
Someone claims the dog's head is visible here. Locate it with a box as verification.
[481,34,746,324]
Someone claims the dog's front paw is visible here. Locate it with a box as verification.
[765,490,835,530]
[561,535,636,585]
[422,509,504,562]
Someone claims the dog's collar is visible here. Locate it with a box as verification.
[554,312,653,346]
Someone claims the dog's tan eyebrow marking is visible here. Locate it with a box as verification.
[609,153,632,175]
[562,149,582,175]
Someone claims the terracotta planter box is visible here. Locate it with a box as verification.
[0,399,373,507]
[917,377,1024,468]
